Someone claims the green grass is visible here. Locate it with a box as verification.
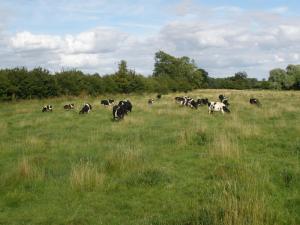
[0,90,299,225]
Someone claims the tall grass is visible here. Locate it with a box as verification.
[70,160,105,191]
[0,90,299,225]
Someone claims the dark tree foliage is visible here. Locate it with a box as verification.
[0,51,298,101]
[208,72,260,90]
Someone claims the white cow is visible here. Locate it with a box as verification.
[208,102,230,114]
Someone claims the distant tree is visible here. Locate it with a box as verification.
[153,51,208,91]
[269,68,289,89]
[56,70,86,96]
[286,64,300,89]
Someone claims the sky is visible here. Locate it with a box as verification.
[0,0,299,79]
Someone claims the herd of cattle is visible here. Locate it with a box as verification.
[42,94,261,120]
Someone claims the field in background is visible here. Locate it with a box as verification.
[0,90,299,225]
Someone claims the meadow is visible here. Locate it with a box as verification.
[0,89,299,225]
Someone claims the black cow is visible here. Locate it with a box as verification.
[101,99,114,106]
[250,98,261,106]
[196,98,209,106]
[79,103,92,114]
[157,94,162,99]
[219,94,230,106]
[189,99,198,109]
[112,104,127,120]
[64,103,74,110]
[118,100,132,113]
[42,105,52,112]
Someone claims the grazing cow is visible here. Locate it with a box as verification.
[148,99,154,105]
[250,98,261,106]
[175,96,198,109]
[118,100,132,113]
[184,98,198,109]
[175,96,185,103]
[112,104,127,120]
[219,95,230,106]
[157,94,162,99]
[42,105,52,112]
[208,102,230,114]
[101,99,114,106]
[79,103,92,114]
[196,98,209,106]
[64,103,74,110]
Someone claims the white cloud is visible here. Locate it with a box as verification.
[1,2,300,79]
[10,31,62,50]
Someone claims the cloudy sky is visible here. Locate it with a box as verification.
[0,0,299,79]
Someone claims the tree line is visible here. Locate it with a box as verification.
[0,51,299,100]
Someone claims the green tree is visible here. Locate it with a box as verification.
[153,51,208,91]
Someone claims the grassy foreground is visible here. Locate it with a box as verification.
[0,90,299,225]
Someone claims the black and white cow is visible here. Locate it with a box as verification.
[112,104,127,120]
[42,105,52,112]
[157,94,162,99]
[250,98,261,106]
[101,99,114,106]
[118,100,132,113]
[175,96,185,103]
[79,103,92,114]
[175,96,198,109]
[219,95,230,106]
[208,102,230,114]
[186,98,198,109]
[196,98,209,106]
[148,99,154,105]
[64,103,74,110]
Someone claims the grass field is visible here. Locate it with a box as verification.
[0,90,299,225]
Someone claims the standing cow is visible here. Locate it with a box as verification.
[219,95,230,106]
[113,100,133,120]
[112,104,126,120]
[118,100,132,113]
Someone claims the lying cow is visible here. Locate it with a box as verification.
[101,99,114,106]
[64,103,74,110]
[208,102,230,114]
[250,98,261,106]
[79,103,92,114]
[219,94,230,106]
[42,105,52,112]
